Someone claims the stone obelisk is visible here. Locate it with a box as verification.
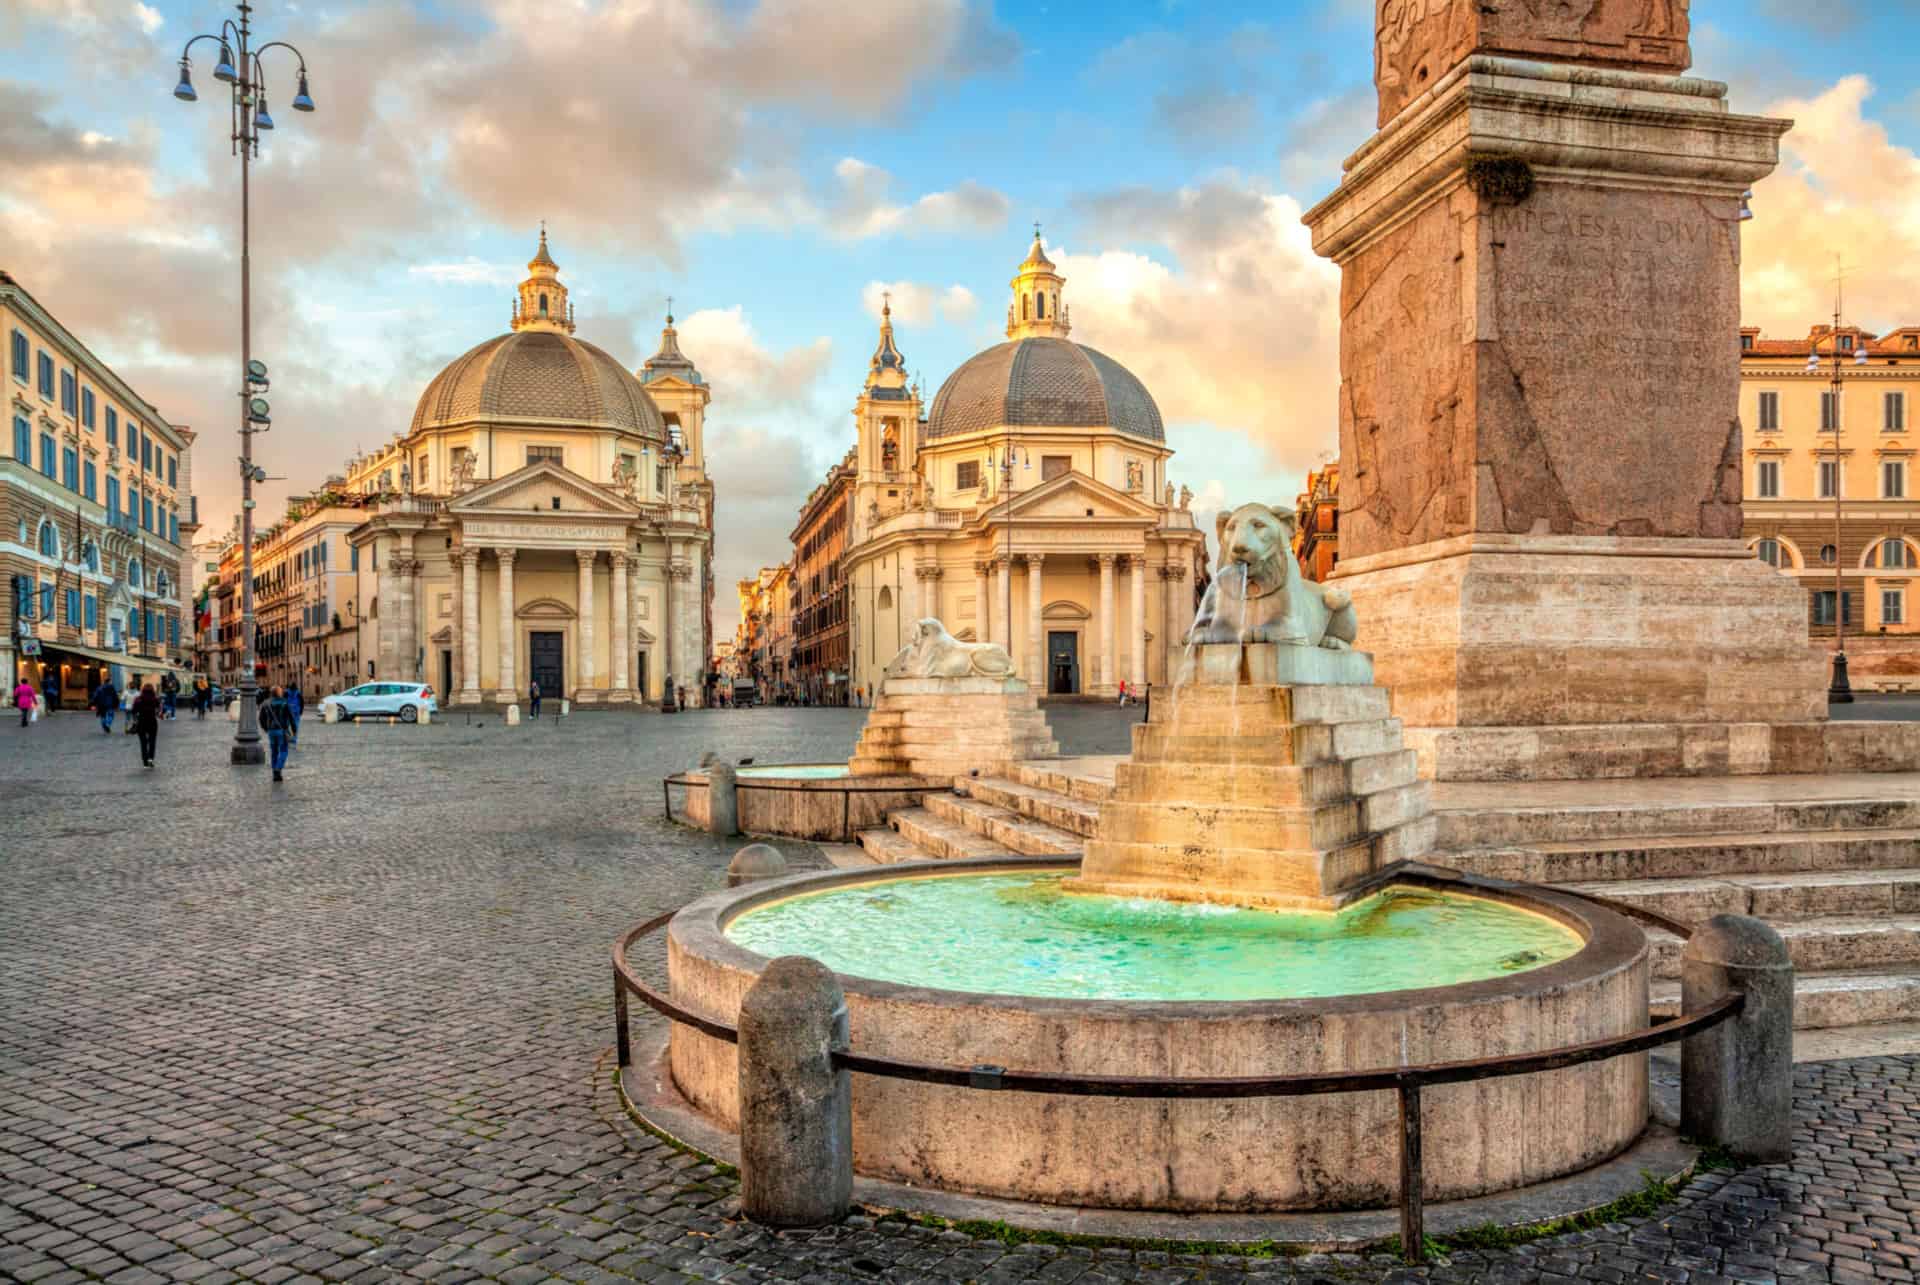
[1303,0,1826,783]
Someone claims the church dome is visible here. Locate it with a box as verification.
[408,330,667,439]
[409,230,667,440]
[925,230,1165,443]
[926,336,1164,443]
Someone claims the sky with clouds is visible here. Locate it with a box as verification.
[1,0,1914,636]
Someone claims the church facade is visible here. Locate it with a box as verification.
[344,234,716,707]
[842,235,1209,699]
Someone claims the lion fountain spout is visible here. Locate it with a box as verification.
[1071,497,1432,909]
[1178,501,1373,687]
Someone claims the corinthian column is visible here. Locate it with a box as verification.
[1023,552,1044,686]
[610,552,631,697]
[1097,553,1117,693]
[974,561,990,644]
[994,558,1011,651]
[1162,564,1189,684]
[575,549,597,696]
[1130,554,1147,690]
[495,548,516,701]
[458,549,481,702]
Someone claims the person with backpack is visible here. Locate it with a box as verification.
[131,683,161,768]
[258,685,297,783]
[91,676,120,734]
[528,679,541,719]
[287,684,305,732]
[160,671,180,719]
[192,677,211,719]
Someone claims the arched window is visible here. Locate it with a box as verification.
[1754,538,1781,568]
[1820,544,1838,565]
[1034,291,1044,319]
[539,292,549,317]
[1868,537,1913,570]
[37,520,56,558]
[1021,295,1029,321]
[128,557,142,590]
[156,569,171,597]
[877,586,893,610]
[83,542,99,573]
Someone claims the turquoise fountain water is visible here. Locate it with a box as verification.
[736,764,850,779]
[726,872,1581,1002]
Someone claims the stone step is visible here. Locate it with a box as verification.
[1011,761,1116,804]
[888,807,1017,861]
[1559,868,1920,924]
[1444,827,1920,885]
[1435,794,1920,851]
[1097,798,1364,851]
[1652,966,1920,1030]
[959,776,1102,838]
[1645,915,1920,980]
[857,827,929,865]
[1131,717,1405,768]
[924,792,1081,857]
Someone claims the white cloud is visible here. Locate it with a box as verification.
[134,3,162,34]
[859,280,979,327]
[1744,76,1920,336]
[832,158,1011,240]
[407,259,520,287]
[1060,177,1341,483]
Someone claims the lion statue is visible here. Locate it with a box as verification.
[1189,502,1357,649]
[884,618,1019,680]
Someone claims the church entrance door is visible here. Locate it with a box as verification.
[1047,631,1079,696]
[530,631,565,698]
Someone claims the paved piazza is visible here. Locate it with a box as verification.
[2,707,1917,1285]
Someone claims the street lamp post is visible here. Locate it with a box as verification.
[1808,316,1868,704]
[171,2,316,764]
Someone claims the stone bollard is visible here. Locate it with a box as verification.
[506,703,521,726]
[560,699,571,717]
[728,843,787,887]
[737,957,852,1227]
[1681,914,1795,1163]
[417,706,431,725]
[323,703,341,724]
[227,699,240,722]
[707,762,740,838]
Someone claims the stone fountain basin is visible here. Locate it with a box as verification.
[666,858,1650,1213]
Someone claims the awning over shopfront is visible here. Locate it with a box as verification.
[38,640,193,677]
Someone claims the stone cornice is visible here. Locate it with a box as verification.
[1305,56,1792,265]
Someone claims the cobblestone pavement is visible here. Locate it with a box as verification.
[2,709,1917,1285]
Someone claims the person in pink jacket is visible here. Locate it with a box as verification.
[14,678,36,727]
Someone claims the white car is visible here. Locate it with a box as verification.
[322,682,438,723]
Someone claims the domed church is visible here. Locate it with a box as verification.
[346,232,716,707]
[841,232,1209,699]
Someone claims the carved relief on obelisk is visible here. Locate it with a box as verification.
[1374,0,1692,126]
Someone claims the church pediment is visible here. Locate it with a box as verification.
[450,459,637,518]
[999,473,1159,522]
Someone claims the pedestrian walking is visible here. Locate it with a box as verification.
[528,679,542,719]
[41,672,59,715]
[287,684,304,732]
[160,671,180,719]
[1117,680,1130,708]
[131,684,161,769]
[91,676,120,734]
[193,677,211,719]
[13,677,35,727]
[259,685,297,783]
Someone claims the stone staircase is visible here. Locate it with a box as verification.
[1431,777,1920,1031]
[857,763,1103,865]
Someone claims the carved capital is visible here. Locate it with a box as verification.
[973,561,992,577]
[575,549,598,569]
[1022,552,1045,568]
[1160,564,1188,582]
[455,548,480,569]
[1096,552,1119,567]
[494,547,516,568]
[609,551,630,570]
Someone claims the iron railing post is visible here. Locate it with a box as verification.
[615,971,632,1069]
[1398,1081,1425,1263]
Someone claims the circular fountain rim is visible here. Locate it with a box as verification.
[671,855,1647,1015]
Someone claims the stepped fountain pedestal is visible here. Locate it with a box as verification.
[1072,643,1435,910]
[848,619,1059,779]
